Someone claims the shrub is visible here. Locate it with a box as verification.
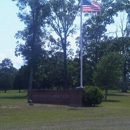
[82,86,104,106]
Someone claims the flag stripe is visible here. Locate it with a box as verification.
[82,0,101,12]
[82,6,100,12]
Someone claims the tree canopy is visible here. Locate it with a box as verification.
[7,0,130,94]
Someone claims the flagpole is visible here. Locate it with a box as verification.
[79,0,101,88]
[80,0,83,88]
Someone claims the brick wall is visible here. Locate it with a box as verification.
[28,89,83,106]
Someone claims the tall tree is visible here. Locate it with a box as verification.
[13,0,50,90]
[109,37,130,92]
[120,2,130,92]
[93,52,124,100]
[47,0,79,89]
[81,0,129,87]
[81,0,116,86]
[111,1,130,92]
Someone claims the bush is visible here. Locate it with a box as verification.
[82,86,104,106]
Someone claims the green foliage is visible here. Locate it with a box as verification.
[13,0,51,90]
[0,58,17,92]
[11,0,130,92]
[0,73,14,91]
[93,52,123,87]
[47,0,79,89]
[81,0,130,91]
[82,86,104,106]
[13,65,29,91]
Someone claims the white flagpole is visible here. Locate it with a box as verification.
[80,0,83,88]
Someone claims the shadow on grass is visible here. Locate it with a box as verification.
[108,94,124,96]
[68,107,82,110]
[0,95,27,100]
[108,93,129,97]
[103,99,120,102]
[68,105,103,110]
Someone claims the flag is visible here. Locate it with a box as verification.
[82,0,101,12]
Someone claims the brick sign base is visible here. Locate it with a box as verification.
[28,88,83,106]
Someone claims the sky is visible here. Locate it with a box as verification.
[0,0,24,69]
[0,0,127,69]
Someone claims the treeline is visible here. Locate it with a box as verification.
[1,37,130,92]
[0,0,130,92]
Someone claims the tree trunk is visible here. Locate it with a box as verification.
[61,37,68,89]
[28,68,33,91]
[122,60,127,92]
[63,45,68,89]
[19,89,21,93]
[104,86,108,101]
[4,88,7,93]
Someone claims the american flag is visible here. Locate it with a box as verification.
[82,0,101,12]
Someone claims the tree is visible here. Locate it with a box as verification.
[67,58,79,88]
[13,0,50,90]
[13,65,29,92]
[81,0,119,87]
[47,0,79,89]
[93,52,124,100]
[116,6,130,92]
[81,0,130,89]
[0,73,14,93]
[34,51,64,89]
[115,37,130,92]
[0,58,17,92]
[0,58,15,72]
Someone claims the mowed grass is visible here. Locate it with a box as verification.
[0,90,130,130]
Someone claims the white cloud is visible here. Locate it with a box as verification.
[0,49,23,69]
[11,56,24,69]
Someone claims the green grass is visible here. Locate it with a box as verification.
[1,90,130,130]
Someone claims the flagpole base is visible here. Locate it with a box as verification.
[76,86,84,89]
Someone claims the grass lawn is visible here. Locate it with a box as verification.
[0,90,130,130]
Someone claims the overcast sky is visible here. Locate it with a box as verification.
[0,0,127,69]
